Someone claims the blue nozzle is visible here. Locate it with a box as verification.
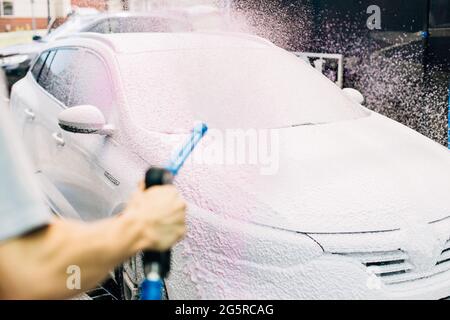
[166,123,208,176]
[141,279,163,300]
[195,122,209,136]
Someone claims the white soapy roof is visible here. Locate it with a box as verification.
[79,32,275,54]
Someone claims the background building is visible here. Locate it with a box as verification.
[0,0,108,32]
[108,0,223,11]
[0,0,226,31]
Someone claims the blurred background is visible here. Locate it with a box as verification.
[0,0,230,47]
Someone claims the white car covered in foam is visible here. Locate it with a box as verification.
[10,32,450,300]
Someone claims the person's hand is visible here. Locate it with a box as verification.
[125,184,187,252]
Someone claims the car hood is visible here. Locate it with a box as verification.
[172,112,450,234]
[0,42,44,57]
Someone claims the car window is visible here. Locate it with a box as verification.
[38,50,56,86]
[31,51,49,80]
[86,18,117,33]
[430,0,450,28]
[69,50,114,119]
[39,48,80,105]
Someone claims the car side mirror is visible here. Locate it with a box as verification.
[32,35,42,41]
[343,88,365,105]
[58,105,114,135]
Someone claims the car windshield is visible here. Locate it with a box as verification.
[44,15,98,42]
[118,47,369,132]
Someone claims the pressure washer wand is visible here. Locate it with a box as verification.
[141,123,208,300]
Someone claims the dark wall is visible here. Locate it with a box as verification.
[306,0,428,55]
[233,0,429,52]
[312,0,427,31]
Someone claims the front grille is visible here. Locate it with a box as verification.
[336,239,450,285]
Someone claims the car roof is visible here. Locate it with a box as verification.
[66,32,275,54]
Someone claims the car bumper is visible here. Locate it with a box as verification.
[168,206,450,300]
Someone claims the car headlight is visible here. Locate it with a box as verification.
[185,204,325,267]
[0,54,30,67]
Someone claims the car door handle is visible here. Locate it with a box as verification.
[52,132,65,147]
[24,108,35,121]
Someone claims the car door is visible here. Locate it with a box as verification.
[10,52,47,168]
[16,48,85,218]
[56,48,123,221]
[13,46,110,220]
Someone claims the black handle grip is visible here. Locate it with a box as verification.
[143,167,174,279]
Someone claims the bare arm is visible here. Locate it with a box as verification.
[0,185,186,300]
